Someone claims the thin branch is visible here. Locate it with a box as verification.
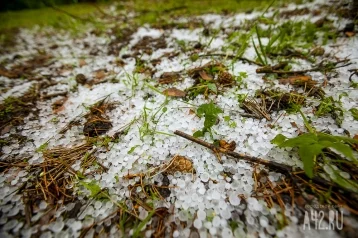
[174,130,290,173]
[196,53,263,66]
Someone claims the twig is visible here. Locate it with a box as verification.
[196,53,263,66]
[256,59,352,74]
[174,130,290,172]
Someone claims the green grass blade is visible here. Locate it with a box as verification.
[256,25,267,65]
[132,210,155,238]
[252,38,265,66]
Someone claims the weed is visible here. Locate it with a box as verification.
[132,210,156,238]
[138,98,172,143]
[235,71,248,87]
[253,25,268,65]
[123,72,139,97]
[79,180,109,200]
[193,101,223,138]
[315,95,344,126]
[271,111,358,192]
[350,108,358,120]
[224,115,237,128]
[36,141,49,153]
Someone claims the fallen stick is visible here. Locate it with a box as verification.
[196,53,263,66]
[256,59,352,74]
[174,130,291,173]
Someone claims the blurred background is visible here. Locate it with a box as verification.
[1,0,109,11]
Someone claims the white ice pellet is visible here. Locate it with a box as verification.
[194,219,202,229]
[211,190,221,200]
[177,179,186,188]
[197,210,206,220]
[39,201,47,210]
[200,173,209,182]
[229,193,241,206]
[49,220,64,233]
[212,216,221,227]
[259,216,269,227]
[2,219,17,231]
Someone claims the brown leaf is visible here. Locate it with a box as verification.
[79,59,87,67]
[187,61,226,79]
[162,88,186,97]
[94,70,106,80]
[345,32,355,37]
[279,75,313,85]
[159,72,181,84]
[52,97,68,114]
[218,71,234,85]
[219,140,236,151]
[166,155,193,174]
[199,70,213,80]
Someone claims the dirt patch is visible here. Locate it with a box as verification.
[0,54,53,79]
[108,27,137,56]
[132,35,167,56]
[0,86,39,135]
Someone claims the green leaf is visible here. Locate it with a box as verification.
[350,108,358,120]
[193,130,204,138]
[239,72,248,78]
[128,145,139,154]
[331,135,358,144]
[280,133,318,147]
[317,133,339,143]
[271,134,287,146]
[299,110,315,133]
[80,180,102,197]
[207,83,217,94]
[298,144,323,178]
[325,165,358,193]
[36,142,48,153]
[224,116,231,122]
[329,142,356,161]
[204,114,217,128]
[133,210,156,238]
[195,102,222,138]
[162,107,167,113]
[197,102,223,117]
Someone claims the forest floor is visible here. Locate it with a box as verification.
[0,0,358,237]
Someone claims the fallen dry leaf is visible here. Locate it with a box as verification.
[52,97,68,114]
[166,155,193,174]
[218,140,236,151]
[199,70,213,80]
[159,72,181,84]
[162,87,186,97]
[94,69,106,80]
[345,31,355,37]
[79,59,87,67]
[279,75,313,85]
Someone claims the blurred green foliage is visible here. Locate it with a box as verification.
[1,0,108,11]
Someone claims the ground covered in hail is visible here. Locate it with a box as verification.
[1,0,358,237]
